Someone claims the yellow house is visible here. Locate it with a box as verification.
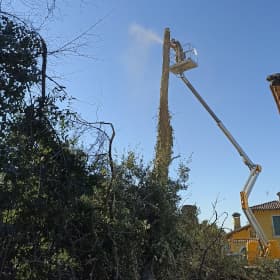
[227,193,280,255]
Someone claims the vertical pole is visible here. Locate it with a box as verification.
[154,28,173,182]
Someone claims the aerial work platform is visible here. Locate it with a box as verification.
[170,58,197,74]
[169,41,198,74]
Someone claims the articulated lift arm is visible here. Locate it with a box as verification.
[178,73,269,249]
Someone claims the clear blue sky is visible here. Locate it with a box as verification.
[10,0,280,229]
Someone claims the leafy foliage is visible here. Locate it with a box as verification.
[0,13,189,279]
[0,15,41,129]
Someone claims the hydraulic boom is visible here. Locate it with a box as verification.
[178,72,268,250]
[168,35,280,260]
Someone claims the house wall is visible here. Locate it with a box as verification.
[227,226,252,253]
[227,209,280,255]
[253,209,280,242]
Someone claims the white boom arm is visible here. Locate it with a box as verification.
[178,72,268,247]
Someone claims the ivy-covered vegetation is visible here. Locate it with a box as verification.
[1,12,280,280]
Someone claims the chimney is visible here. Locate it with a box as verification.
[232,212,241,231]
[277,192,280,201]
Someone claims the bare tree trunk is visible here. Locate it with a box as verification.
[154,27,173,183]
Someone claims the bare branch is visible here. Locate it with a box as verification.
[72,117,115,178]
[198,203,228,280]
[48,15,107,57]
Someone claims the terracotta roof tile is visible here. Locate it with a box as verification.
[250,200,280,211]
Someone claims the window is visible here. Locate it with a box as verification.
[272,216,280,236]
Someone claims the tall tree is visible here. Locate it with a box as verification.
[154,28,173,183]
